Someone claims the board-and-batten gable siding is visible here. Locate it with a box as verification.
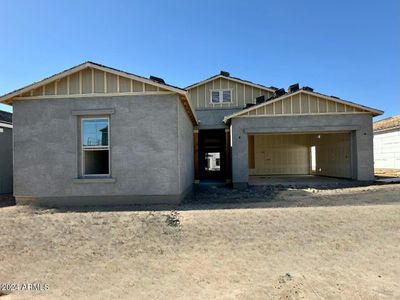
[19,67,171,98]
[248,93,367,117]
[188,77,273,109]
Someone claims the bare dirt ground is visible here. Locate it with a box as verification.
[1,184,400,299]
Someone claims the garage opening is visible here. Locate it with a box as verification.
[248,132,353,182]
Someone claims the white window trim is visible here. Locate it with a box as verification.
[81,117,111,177]
[209,89,233,104]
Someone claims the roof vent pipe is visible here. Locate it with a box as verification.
[149,76,166,84]
[220,71,230,77]
[256,95,265,104]
[288,83,300,93]
[303,86,314,92]
[274,88,286,97]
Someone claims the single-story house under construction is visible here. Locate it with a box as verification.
[0,62,383,206]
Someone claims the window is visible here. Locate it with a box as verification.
[222,90,231,103]
[210,89,232,103]
[205,152,221,171]
[81,118,110,176]
[211,91,220,103]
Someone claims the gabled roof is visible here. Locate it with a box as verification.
[0,61,198,125]
[374,115,400,132]
[0,61,187,104]
[223,88,383,122]
[185,73,277,92]
[0,110,12,124]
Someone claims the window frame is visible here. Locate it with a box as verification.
[209,89,233,104]
[81,116,111,177]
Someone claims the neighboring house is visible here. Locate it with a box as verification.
[0,62,383,206]
[373,115,400,170]
[0,110,13,194]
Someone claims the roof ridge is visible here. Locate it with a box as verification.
[185,73,277,92]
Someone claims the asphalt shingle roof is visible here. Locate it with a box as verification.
[374,115,400,132]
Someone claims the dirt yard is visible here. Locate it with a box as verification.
[1,184,400,299]
[375,168,400,178]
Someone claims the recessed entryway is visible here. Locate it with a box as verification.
[199,129,227,181]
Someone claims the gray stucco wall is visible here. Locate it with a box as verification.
[231,114,374,186]
[0,125,13,194]
[178,100,194,195]
[196,108,240,129]
[13,94,193,206]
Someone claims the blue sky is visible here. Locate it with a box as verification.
[1,0,399,119]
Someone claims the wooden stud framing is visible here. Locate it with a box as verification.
[290,96,293,114]
[225,129,231,184]
[204,84,206,107]
[79,71,82,94]
[235,82,238,107]
[299,93,302,114]
[194,129,199,183]
[104,72,107,93]
[196,87,199,106]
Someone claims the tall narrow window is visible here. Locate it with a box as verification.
[82,118,110,176]
[211,91,220,103]
[222,90,231,102]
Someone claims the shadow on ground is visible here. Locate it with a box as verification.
[0,194,15,208]
[5,182,396,213]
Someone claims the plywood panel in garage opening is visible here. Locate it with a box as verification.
[250,135,310,175]
[314,133,352,178]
